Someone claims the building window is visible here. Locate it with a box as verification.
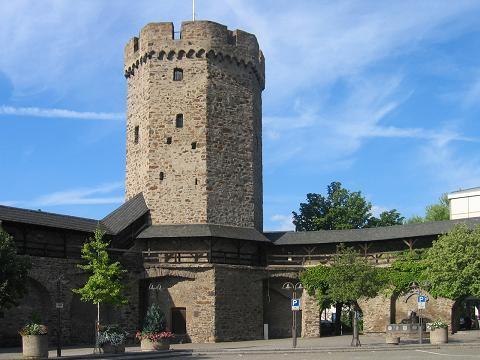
[176,114,184,128]
[159,172,164,181]
[173,68,183,81]
[191,142,197,150]
[134,126,139,144]
[166,137,172,144]
[195,178,198,185]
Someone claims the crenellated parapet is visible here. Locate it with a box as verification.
[124,21,265,88]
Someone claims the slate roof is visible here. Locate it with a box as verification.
[0,205,101,233]
[264,217,480,245]
[0,193,149,235]
[101,193,149,234]
[137,224,271,242]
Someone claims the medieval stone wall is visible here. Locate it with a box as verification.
[143,265,216,343]
[124,21,264,230]
[0,257,85,346]
[214,265,265,341]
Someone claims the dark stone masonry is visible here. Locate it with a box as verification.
[1,20,479,347]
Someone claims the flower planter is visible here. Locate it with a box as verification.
[22,335,48,359]
[430,327,448,344]
[140,338,170,351]
[101,343,125,354]
[386,334,400,345]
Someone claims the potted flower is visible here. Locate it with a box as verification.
[19,322,48,359]
[136,305,174,351]
[98,325,128,353]
[429,320,448,344]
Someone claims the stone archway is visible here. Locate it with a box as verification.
[263,276,303,339]
[0,278,52,346]
[451,296,480,333]
[69,294,97,344]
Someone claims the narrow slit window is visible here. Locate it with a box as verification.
[173,68,183,81]
[176,114,184,128]
[195,178,198,185]
[134,126,139,144]
[166,137,172,144]
[159,172,164,181]
[191,142,197,150]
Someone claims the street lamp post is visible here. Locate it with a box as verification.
[282,282,303,348]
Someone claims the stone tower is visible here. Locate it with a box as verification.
[124,21,265,231]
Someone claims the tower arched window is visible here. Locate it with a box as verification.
[159,172,164,181]
[173,68,183,81]
[176,114,184,128]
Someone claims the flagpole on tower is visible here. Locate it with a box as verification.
[193,0,196,21]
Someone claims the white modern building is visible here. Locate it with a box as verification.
[448,187,480,220]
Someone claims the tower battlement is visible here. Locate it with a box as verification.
[124,21,265,88]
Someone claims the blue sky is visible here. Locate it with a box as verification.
[1,0,479,231]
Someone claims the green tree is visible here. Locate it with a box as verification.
[367,209,405,227]
[424,224,480,300]
[406,194,450,224]
[292,181,403,231]
[405,215,424,224]
[301,245,384,346]
[384,251,428,296]
[425,194,450,222]
[0,229,31,316]
[73,229,127,327]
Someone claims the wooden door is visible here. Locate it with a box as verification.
[171,307,187,334]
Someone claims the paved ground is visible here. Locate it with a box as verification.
[179,349,480,359]
[1,331,479,359]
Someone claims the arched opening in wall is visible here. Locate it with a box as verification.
[390,293,397,324]
[451,296,480,334]
[70,294,97,344]
[333,303,364,336]
[0,278,52,346]
[262,277,302,339]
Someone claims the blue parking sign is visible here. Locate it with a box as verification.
[418,295,428,303]
[291,298,301,311]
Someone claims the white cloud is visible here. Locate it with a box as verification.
[1,182,124,208]
[371,205,388,217]
[223,0,480,101]
[270,214,295,231]
[264,74,477,168]
[0,105,124,121]
[419,141,480,192]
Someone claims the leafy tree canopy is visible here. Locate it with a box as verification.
[0,229,31,314]
[301,245,384,347]
[406,194,450,224]
[424,224,480,300]
[301,245,384,308]
[425,194,450,222]
[292,181,404,231]
[73,229,127,306]
[383,251,428,296]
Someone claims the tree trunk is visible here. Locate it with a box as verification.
[334,302,342,335]
[351,304,361,347]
